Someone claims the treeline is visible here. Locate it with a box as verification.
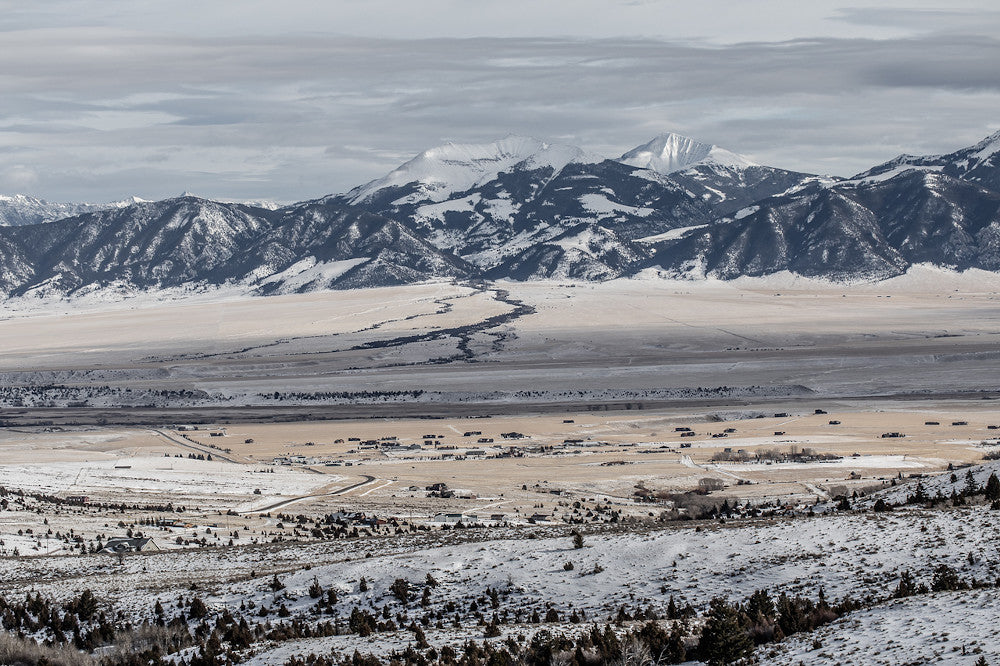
[0,384,211,408]
[256,390,425,402]
[885,470,1000,511]
[280,587,863,666]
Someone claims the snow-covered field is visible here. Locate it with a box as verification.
[762,589,1000,665]
[0,455,331,510]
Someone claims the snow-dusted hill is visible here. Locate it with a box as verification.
[853,130,1000,191]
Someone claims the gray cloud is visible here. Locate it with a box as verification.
[0,4,998,202]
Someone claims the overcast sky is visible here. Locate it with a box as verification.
[1,0,999,203]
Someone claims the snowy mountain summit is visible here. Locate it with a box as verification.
[852,129,1000,192]
[2,128,1000,297]
[618,132,756,174]
[349,136,600,205]
[0,194,146,227]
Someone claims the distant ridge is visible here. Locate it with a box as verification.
[1,129,999,298]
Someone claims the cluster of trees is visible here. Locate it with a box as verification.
[893,562,991,598]
[280,587,857,666]
[0,543,994,666]
[0,384,210,408]
[904,471,1000,510]
[257,390,425,402]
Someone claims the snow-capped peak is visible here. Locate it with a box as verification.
[0,193,148,226]
[966,129,1000,165]
[110,196,148,208]
[618,132,756,174]
[350,135,601,205]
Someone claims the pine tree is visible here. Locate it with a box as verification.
[964,470,979,496]
[390,578,410,603]
[985,473,1000,502]
[189,596,208,619]
[699,597,752,665]
[893,570,918,598]
[665,622,687,663]
[666,595,678,620]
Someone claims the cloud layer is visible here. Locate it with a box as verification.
[0,1,998,202]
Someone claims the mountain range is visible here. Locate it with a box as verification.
[1,130,999,297]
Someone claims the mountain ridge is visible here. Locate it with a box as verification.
[2,130,999,297]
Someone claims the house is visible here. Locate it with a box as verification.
[64,495,89,505]
[99,537,159,554]
[432,513,466,524]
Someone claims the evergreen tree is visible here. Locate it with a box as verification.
[188,596,208,619]
[893,570,919,598]
[964,470,979,496]
[909,481,928,505]
[931,564,966,592]
[665,622,687,663]
[699,597,752,665]
[985,473,1000,502]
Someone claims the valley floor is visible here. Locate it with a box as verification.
[2,274,1000,664]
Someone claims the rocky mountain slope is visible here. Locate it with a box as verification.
[644,136,1000,281]
[2,130,1000,296]
[0,197,472,297]
[339,133,814,279]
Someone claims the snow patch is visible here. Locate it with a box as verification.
[256,256,370,292]
[637,224,709,243]
[577,193,655,217]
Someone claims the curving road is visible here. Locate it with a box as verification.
[238,474,377,515]
[150,428,243,463]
